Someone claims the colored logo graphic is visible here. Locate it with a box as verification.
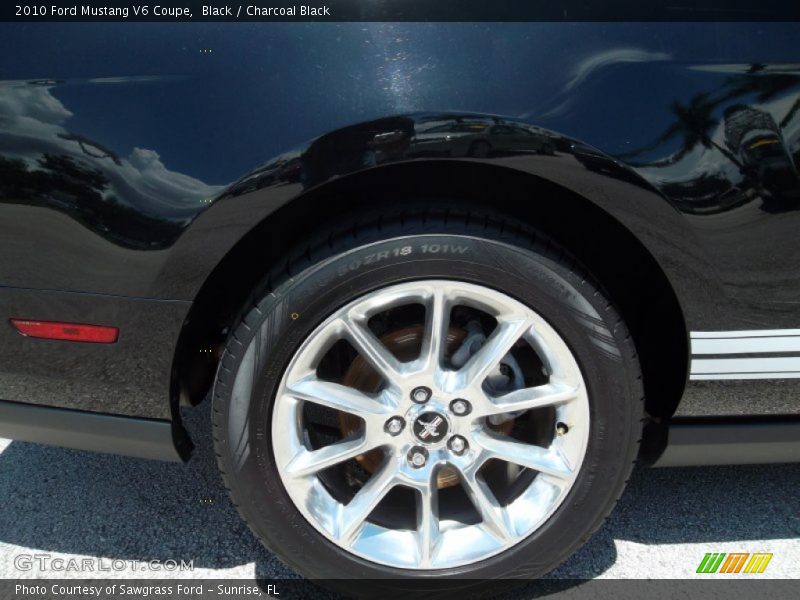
[696,552,773,574]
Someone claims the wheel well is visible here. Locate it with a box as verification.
[172,161,688,427]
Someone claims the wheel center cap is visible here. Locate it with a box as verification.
[412,411,449,444]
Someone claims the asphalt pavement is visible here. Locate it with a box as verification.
[1,402,798,586]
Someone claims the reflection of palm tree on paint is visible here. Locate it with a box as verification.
[618,66,800,168]
[619,92,741,167]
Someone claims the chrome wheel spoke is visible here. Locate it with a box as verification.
[340,316,404,381]
[285,437,375,478]
[475,432,574,479]
[456,318,531,391]
[288,377,393,417]
[417,288,449,374]
[335,461,399,545]
[461,470,515,543]
[480,382,579,416]
[416,478,441,567]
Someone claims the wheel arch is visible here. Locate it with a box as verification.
[170,158,694,435]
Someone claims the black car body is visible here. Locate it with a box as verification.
[0,18,799,585]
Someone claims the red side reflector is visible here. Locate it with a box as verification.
[9,319,119,343]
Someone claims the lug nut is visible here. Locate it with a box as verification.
[408,447,428,468]
[450,399,472,416]
[385,417,405,436]
[411,386,432,404]
[556,422,569,436]
[448,435,468,455]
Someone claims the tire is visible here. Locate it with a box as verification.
[212,207,643,596]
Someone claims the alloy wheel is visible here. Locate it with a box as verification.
[272,280,590,569]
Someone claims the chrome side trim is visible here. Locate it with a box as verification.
[691,329,800,339]
[691,336,800,355]
[690,329,800,380]
[691,372,800,380]
[692,357,800,374]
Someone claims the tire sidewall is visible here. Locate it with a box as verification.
[214,232,640,580]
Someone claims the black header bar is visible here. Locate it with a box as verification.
[2,0,800,22]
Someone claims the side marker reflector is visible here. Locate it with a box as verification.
[9,319,119,343]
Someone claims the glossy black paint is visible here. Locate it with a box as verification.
[0,287,188,419]
[0,399,189,462]
[652,417,800,467]
[1,23,799,429]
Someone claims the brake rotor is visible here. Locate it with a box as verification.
[339,324,514,489]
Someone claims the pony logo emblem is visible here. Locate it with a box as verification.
[413,412,448,443]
